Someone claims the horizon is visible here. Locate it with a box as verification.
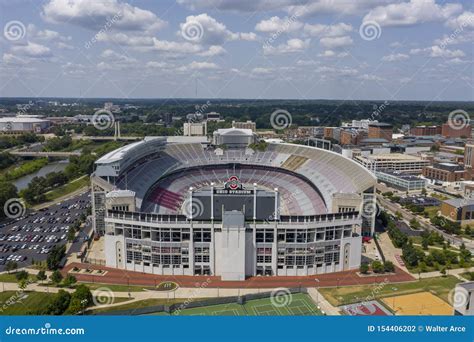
[1,0,473,101]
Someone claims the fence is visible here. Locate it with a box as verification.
[373,234,386,263]
[83,258,106,266]
[92,287,308,316]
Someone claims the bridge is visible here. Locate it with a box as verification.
[10,151,81,158]
[73,136,140,141]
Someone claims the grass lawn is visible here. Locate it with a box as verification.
[81,282,148,292]
[0,291,53,315]
[0,272,37,283]
[45,176,89,201]
[424,206,441,220]
[460,272,474,281]
[90,297,191,314]
[319,276,460,307]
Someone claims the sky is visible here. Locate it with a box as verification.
[0,0,473,101]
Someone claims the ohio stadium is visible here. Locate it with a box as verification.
[91,130,376,281]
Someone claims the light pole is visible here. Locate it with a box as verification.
[314,279,320,304]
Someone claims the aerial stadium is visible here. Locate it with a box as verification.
[91,129,377,281]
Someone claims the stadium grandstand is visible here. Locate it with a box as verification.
[91,133,376,280]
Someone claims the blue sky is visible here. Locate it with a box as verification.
[0,0,473,101]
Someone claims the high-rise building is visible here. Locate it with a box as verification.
[465,143,474,168]
[183,122,207,136]
[368,123,393,141]
[410,126,442,136]
[441,123,471,138]
[232,120,256,132]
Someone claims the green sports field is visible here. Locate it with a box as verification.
[151,293,322,316]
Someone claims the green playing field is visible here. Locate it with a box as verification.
[151,293,322,316]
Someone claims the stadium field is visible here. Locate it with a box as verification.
[152,293,322,316]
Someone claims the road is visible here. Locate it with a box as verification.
[377,194,474,252]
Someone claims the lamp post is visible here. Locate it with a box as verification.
[314,278,320,304]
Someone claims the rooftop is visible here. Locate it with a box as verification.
[444,198,474,208]
[357,153,424,161]
[0,117,49,123]
[368,122,393,128]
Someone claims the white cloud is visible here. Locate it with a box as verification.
[197,45,227,57]
[381,53,409,62]
[446,11,474,30]
[179,13,238,45]
[296,59,319,66]
[318,50,348,58]
[146,38,203,55]
[303,23,352,37]
[95,32,154,47]
[42,0,166,32]
[11,42,52,58]
[145,61,169,69]
[263,38,310,55]
[255,16,303,33]
[410,45,465,58]
[175,61,220,73]
[239,32,258,41]
[319,35,353,49]
[363,0,462,27]
[359,74,384,81]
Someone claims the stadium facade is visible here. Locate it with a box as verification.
[91,133,376,281]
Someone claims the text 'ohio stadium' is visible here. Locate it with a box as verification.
[91,130,376,281]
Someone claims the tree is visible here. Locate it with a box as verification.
[421,188,427,196]
[72,284,93,307]
[409,218,420,230]
[15,270,29,281]
[41,290,71,315]
[422,237,429,250]
[465,226,472,237]
[383,261,395,273]
[47,245,66,270]
[63,274,77,287]
[5,261,18,274]
[440,267,447,276]
[395,211,402,220]
[50,270,63,284]
[67,226,76,242]
[371,260,384,273]
[0,181,19,219]
[359,263,369,274]
[36,270,47,282]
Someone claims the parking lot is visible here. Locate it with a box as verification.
[0,191,91,271]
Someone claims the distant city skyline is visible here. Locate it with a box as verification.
[0,0,473,101]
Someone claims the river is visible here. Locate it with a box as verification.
[13,160,69,191]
